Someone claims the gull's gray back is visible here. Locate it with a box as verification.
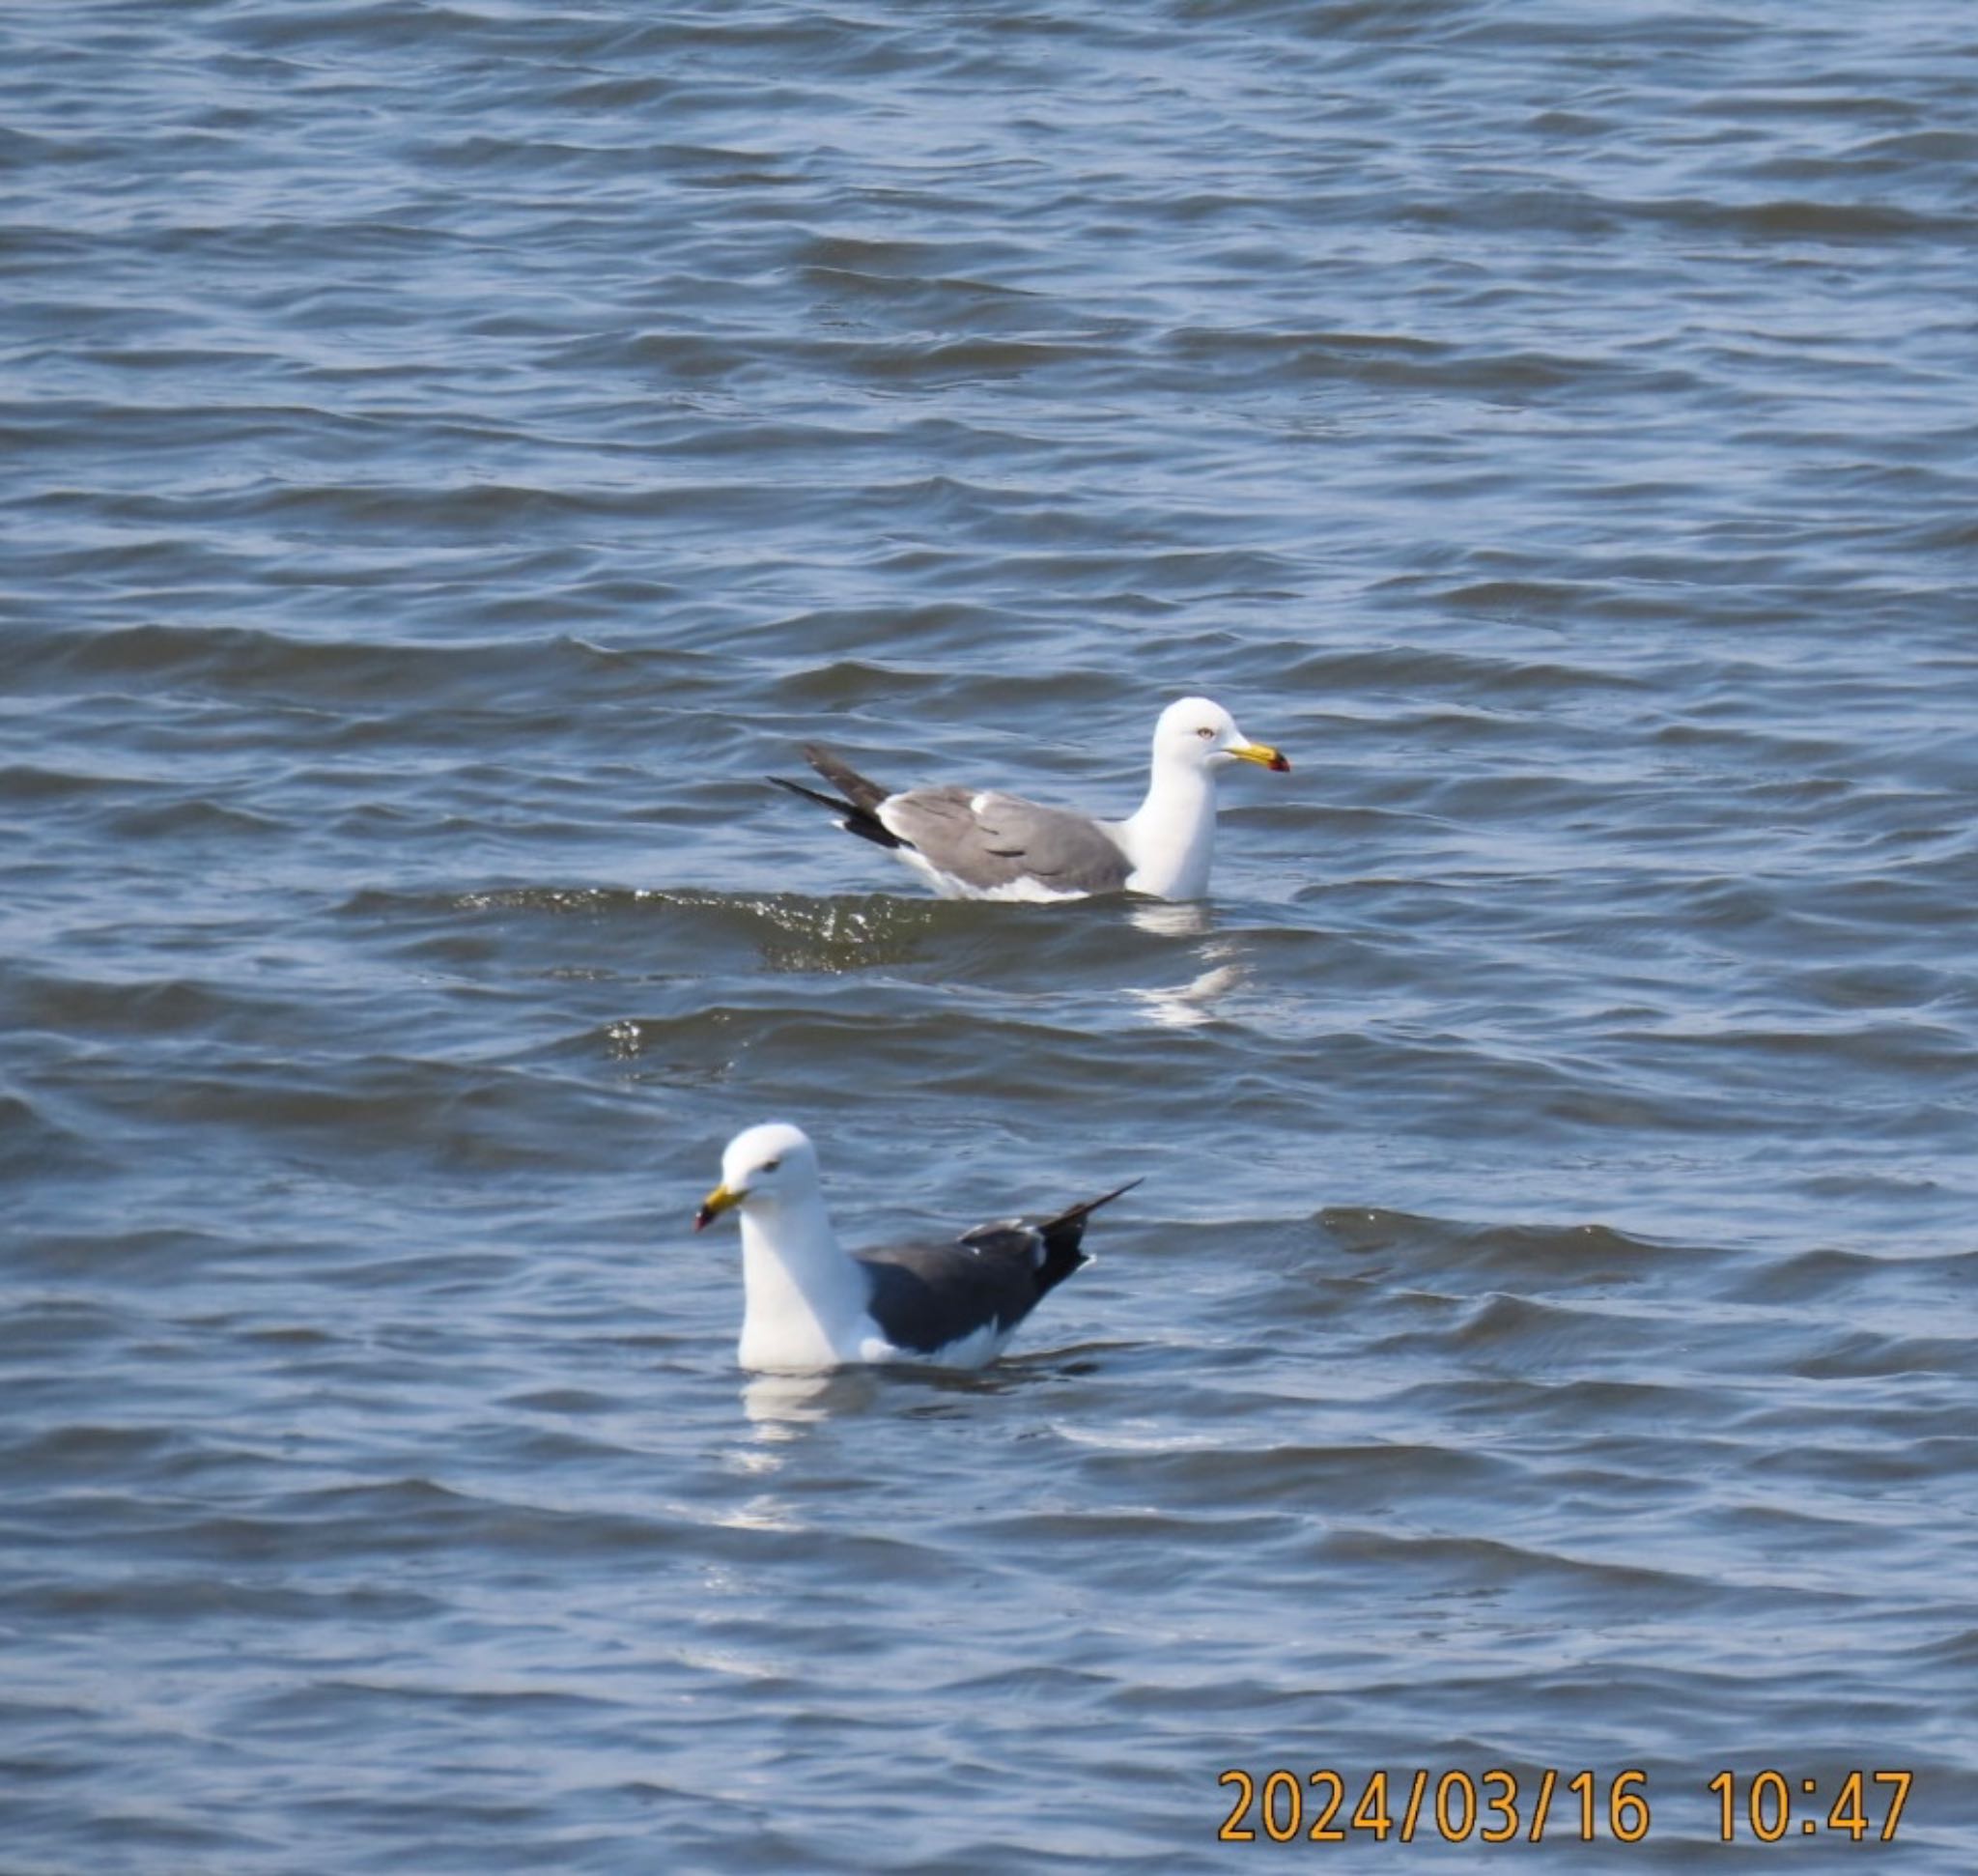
[878,786,1132,895]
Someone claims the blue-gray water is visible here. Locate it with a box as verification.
[5,2,1976,1869]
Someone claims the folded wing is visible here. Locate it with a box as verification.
[878,787,1132,895]
[855,1179,1141,1358]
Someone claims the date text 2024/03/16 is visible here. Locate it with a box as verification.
[1216,1767,1913,1845]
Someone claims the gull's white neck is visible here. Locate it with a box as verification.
[1116,756,1218,900]
[735,1190,870,1372]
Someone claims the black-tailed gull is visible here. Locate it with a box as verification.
[770,696,1288,901]
[692,1122,1138,1371]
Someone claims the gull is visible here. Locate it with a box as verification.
[770,696,1289,901]
[692,1122,1139,1372]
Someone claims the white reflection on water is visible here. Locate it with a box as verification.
[734,1370,882,1463]
[1129,960,1247,1029]
[741,1370,838,1430]
[1126,900,1216,943]
[1125,898,1247,1028]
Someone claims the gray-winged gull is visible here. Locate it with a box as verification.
[770,696,1289,901]
[692,1122,1138,1371]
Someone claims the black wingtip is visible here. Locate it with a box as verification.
[768,772,907,850]
[768,772,840,810]
[1046,1176,1144,1232]
[1031,1177,1140,1293]
[800,744,892,814]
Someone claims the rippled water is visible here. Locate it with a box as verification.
[6,2,1977,1869]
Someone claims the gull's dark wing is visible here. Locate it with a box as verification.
[855,1179,1140,1357]
[857,1235,1043,1357]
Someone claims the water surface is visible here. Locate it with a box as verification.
[4,2,1977,1868]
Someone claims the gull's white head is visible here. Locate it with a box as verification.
[693,1121,821,1231]
[1150,696,1291,777]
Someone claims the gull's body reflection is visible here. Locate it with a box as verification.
[1125,898,1247,1028]
[1126,899,1216,943]
[741,1367,879,1436]
[723,1370,876,1479]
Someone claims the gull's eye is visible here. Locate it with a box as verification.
[1196,725,1216,739]
[760,1158,781,1174]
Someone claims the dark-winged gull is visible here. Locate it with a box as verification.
[692,1122,1139,1371]
[770,696,1289,901]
